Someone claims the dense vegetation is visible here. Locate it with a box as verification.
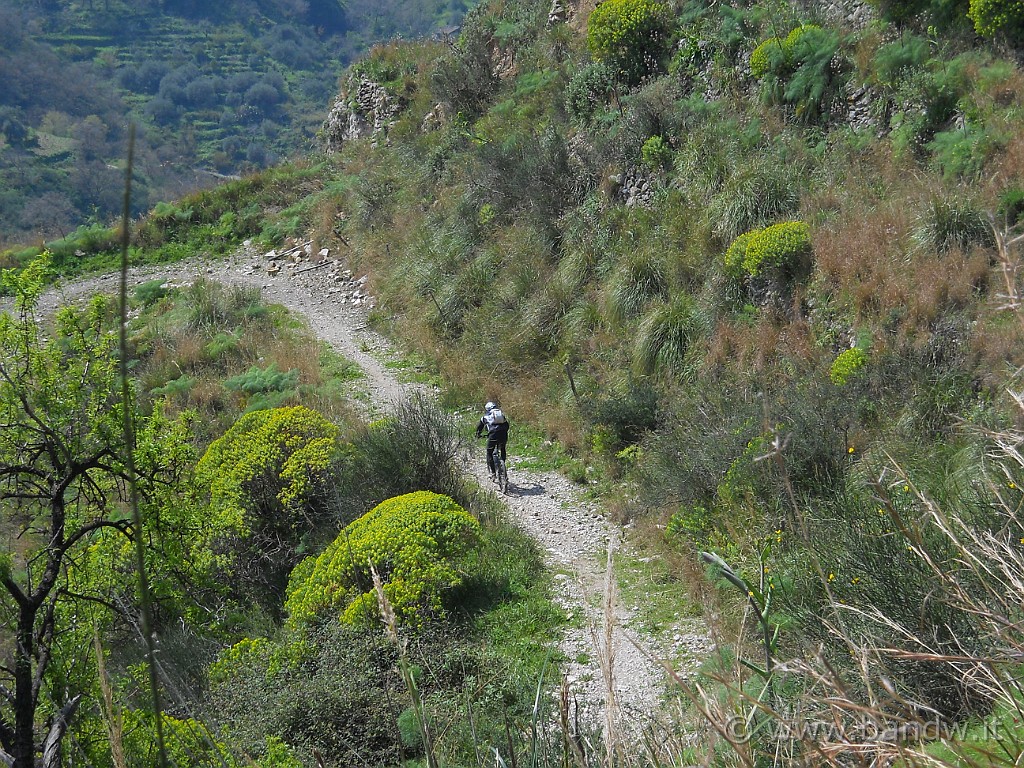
[0,0,472,247]
[5,0,1024,763]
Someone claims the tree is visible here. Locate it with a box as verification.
[0,256,187,767]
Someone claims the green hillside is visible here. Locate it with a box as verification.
[0,0,473,246]
[3,0,1024,763]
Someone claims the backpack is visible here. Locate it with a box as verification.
[487,408,506,426]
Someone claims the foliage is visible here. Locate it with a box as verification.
[431,6,501,119]
[285,491,481,626]
[339,394,469,517]
[641,135,672,171]
[912,195,994,253]
[725,221,813,278]
[750,24,842,121]
[635,293,700,374]
[586,0,674,84]
[969,0,1024,37]
[194,405,341,607]
[829,347,868,385]
[565,61,617,124]
[0,255,193,766]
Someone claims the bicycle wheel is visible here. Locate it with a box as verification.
[495,455,508,494]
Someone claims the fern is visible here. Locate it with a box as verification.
[224,363,300,395]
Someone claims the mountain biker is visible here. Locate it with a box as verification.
[476,401,509,480]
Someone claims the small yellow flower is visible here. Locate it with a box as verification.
[847,446,855,454]
[903,485,910,492]
[1009,482,1017,490]
[851,576,861,585]
[828,572,835,582]
[878,508,885,516]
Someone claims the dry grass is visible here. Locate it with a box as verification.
[813,203,992,344]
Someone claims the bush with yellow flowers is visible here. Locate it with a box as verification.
[285,491,480,627]
[724,221,812,279]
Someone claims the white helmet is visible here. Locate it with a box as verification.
[485,401,496,412]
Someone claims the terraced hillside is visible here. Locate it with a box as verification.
[0,0,473,245]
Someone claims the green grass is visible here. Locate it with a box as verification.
[614,547,703,641]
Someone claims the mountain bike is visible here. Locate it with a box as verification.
[480,436,509,495]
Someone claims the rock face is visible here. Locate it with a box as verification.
[610,167,656,209]
[320,76,401,153]
[819,0,875,30]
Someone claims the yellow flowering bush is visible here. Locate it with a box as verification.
[750,25,825,79]
[750,37,785,78]
[969,0,1024,37]
[586,0,674,83]
[725,221,812,278]
[829,347,868,386]
[724,229,759,279]
[285,491,480,627]
[196,405,341,537]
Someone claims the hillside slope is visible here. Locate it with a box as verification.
[9,0,1024,760]
[0,0,474,245]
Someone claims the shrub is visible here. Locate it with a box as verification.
[285,491,481,627]
[641,135,672,171]
[607,249,671,323]
[194,406,341,606]
[586,0,674,84]
[829,347,868,385]
[134,278,171,307]
[969,0,1024,37]
[750,24,841,120]
[635,293,700,374]
[726,221,813,278]
[750,36,786,79]
[871,34,930,86]
[591,377,660,450]
[708,161,800,243]
[224,363,300,395]
[998,186,1024,228]
[431,6,500,119]
[340,394,468,515]
[724,230,759,279]
[565,61,617,124]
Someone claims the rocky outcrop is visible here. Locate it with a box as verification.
[610,167,656,208]
[320,76,402,153]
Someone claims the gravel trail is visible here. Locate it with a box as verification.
[32,249,712,734]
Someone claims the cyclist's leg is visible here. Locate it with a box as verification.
[499,435,507,462]
[486,439,496,474]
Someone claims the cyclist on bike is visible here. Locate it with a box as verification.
[476,401,509,480]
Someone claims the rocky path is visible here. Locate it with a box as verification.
[35,246,711,736]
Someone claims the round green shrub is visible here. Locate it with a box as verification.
[641,135,672,171]
[784,23,825,50]
[969,0,1024,38]
[196,405,340,538]
[750,37,785,78]
[829,347,868,386]
[285,491,480,627]
[742,221,813,276]
[723,229,760,279]
[586,0,674,83]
